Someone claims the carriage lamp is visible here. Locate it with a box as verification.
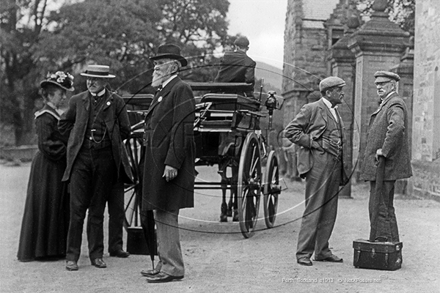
[265,91,277,115]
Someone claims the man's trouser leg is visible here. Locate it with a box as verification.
[66,150,93,262]
[369,180,399,242]
[296,152,341,260]
[87,147,116,260]
[154,209,184,277]
[108,180,125,253]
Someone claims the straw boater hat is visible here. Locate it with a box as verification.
[150,44,188,67]
[40,71,75,91]
[80,65,116,78]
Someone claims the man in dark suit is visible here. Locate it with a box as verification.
[360,71,412,242]
[59,65,132,271]
[140,44,195,283]
[285,76,349,266]
[214,36,256,97]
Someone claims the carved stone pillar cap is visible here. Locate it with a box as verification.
[372,0,388,12]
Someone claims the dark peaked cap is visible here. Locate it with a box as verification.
[319,76,346,92]
[374,71,401,82]
[150,44,188,67]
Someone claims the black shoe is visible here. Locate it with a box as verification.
[146,272,184,283]
[297,257,313,266]
[91,258,107,268]
[66,260,79,271]
[314,255,343,263]
[141,268,160,277]
[109,250,130,258]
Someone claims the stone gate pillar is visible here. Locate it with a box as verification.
[347,0,410,180]
[389,47,414,195]
[327,16,360,198]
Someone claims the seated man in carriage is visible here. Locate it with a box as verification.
[214,36,256,98]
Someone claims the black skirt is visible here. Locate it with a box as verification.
[17,151,69,261]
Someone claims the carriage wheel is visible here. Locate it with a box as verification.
[237,132,262,238]
[263,150,280,228]
[123,136,144,228]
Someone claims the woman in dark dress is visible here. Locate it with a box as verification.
[17,71,74,261]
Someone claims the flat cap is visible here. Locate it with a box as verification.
[374,71,400,82]
[319,76,346,92]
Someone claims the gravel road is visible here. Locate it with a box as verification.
[1,162,439,293]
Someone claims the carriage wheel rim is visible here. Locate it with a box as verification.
[237,133,261,238]
[264,151,279,228]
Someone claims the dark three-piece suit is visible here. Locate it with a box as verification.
[59,90,132,262]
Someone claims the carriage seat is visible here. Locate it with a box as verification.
[196,93,260,131]
[200,93,260,112]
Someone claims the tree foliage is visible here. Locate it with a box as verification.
[0,0,231,145]
[36,0,162,93]
[0,0,52,145]
[356,0,415,32]
[156,0,230,82]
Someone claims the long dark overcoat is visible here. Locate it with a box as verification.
[360,92,412,181]
[214,50,256,85]
[142,76,196,212]
[58,90,133,183]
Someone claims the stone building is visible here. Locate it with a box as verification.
[283,0,340,125]
[282,0,362,197]
[411,0,440,200]
[282,0,440,199]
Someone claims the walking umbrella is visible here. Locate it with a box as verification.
[141,209,157,269]
[369,156,386,242]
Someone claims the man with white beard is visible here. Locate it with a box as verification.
[140,44,196,283]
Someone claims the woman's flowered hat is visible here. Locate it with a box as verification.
[40,71,75,91]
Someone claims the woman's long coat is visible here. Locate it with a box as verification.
[142,76,196,212]
[17,104,69,261]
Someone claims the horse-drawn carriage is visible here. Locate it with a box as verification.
[123,82,283,240]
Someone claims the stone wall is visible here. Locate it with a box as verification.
[411,0,440,200]
[283,0,339,126]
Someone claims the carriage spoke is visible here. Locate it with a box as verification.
[263,150,280,228]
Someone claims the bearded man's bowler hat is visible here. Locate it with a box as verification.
[150,44,188,67]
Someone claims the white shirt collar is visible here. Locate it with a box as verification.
[161,75,178,89]
[381,91,396,102]
[321,97,339,121]
[90,89,106,97]
[321,97,337,110]
[46,101,57,110]
[46,102,64,115]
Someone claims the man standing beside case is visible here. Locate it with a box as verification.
[285,76,349,266]
[59,65,132,271]
[140,44,195,283]
[360,71,412,242]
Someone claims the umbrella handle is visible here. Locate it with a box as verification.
[376,156,385,187]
